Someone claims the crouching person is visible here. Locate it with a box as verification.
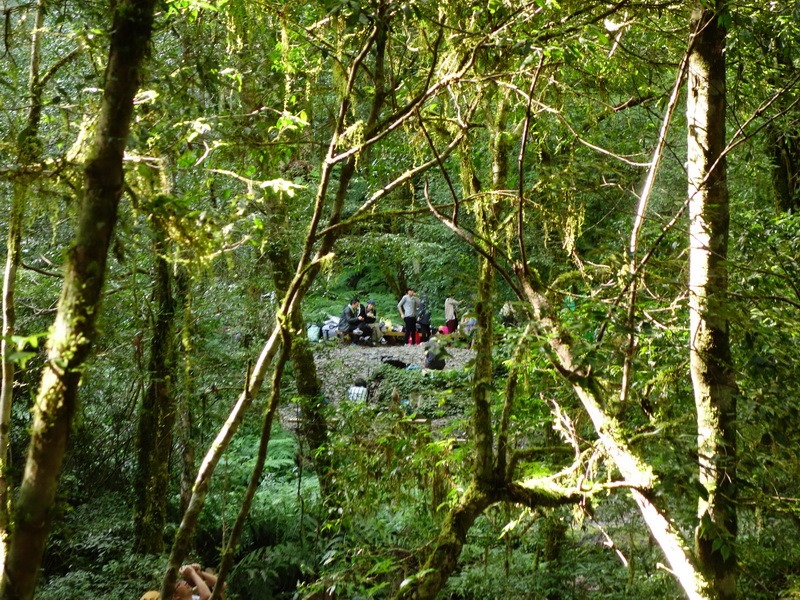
[423,339,446,370]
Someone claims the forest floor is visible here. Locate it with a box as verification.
[277,340,475,430]
[311,341,476,403]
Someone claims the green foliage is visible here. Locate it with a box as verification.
[447,524,680,599]
[37,553,166,600]
[739,518,800,600]
[164,1,228,22]
[3,331,46,368]
[39,425,324,599]
[230,540,312,600]
[304,393,473,596]
[195,425,320,557]
[40,494,162,599]
[6,1,800,598]
[367,363,473,419]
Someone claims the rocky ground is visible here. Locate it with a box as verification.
[311,341,475,402]
[276,340,475,430]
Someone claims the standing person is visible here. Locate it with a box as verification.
[418,290,432,342]
[397,287,421,345]
[338,297,369,343]
[444,296,461,334]
[361,299,387,345]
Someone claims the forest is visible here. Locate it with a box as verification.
[1,0,800,598]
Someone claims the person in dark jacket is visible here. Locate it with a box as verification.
[338,298,368,342]
[423,338,446,370]
[418,290,432,342]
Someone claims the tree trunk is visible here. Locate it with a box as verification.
[263,198,331,495]
[0,0,46,559]
[288,316,331,492]
[270,20,332,495]
[134,231,178,553]
[0,1,157,597]
[769,128,800,212]
[0,199,22,563]
[0,200,24,556]
[687,3,738,598]
[175,268,197,518]
[763,25,800,212]
[396,483,493,600]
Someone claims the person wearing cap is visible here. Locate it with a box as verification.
[360,299,387,345]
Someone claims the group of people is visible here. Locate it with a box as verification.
[337,297,387,346]
[338,289,469,347]
[140,564,223,600]
[397,288,462,345]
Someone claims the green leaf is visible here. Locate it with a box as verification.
[8,351,36,368]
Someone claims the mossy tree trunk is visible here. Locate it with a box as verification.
[769,127,800,212]
[0,198,23,564]
[687,3,738,598]
[404,248,497,599]
[0,1,157,597]
[400,144,497,593]
[264,213,331,496]
[269,21,331,495]
[175,268,197,518]
[133,229,178,553]
[0,0,46,559]
[762,20,800,212]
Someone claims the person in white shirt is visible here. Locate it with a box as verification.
[444,297,461,334]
